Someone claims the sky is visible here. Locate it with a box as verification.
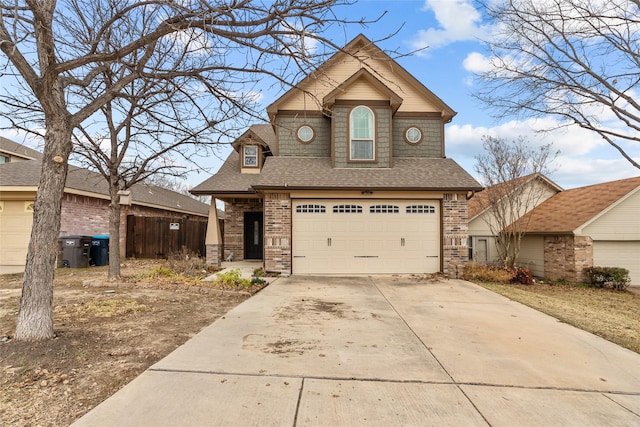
[1,0,639,191]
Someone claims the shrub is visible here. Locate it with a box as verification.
[462,262,514,283]
[584,266,630,291]
[512,267,534,285]
[148,266,176,278]
[215,268,251,288]
[165,248,207,277]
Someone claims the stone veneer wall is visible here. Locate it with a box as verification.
[223,198,263,261]
[263,192,292,275]
[544,235,593,283]
[442,193,469,278]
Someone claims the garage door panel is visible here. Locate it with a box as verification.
[0,200,34,265]
[593,241,640,287]
[293,199,440,274]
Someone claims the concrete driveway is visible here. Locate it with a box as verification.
[73,276,640,426]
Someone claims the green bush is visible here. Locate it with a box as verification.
[584,266,630,291]
[215,268,251,288]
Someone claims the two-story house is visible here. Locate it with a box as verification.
[191,35,482,276]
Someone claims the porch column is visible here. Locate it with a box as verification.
[205,200,222,266]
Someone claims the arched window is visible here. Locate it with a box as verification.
[350,106,375,160]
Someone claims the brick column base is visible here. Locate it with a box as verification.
[206,244,222,267]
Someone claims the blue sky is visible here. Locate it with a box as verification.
[2,0,639,190]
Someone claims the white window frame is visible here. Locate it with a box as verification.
[243,145,258,167]
[349,106,375,161]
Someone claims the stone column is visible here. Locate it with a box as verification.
[442,193,469,278]
[264,192,292,275]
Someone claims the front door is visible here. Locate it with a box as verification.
[244,212,263,259]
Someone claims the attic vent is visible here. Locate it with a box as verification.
[296,204,326,213]
[369,205,399,213]
[333,204,362,213]
[406,205,436,214]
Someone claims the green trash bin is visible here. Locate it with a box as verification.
[90,235,109,266]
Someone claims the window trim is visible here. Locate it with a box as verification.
[296,125,315,144]
[242,145,259,168]
[404,126,423,145]
[349,106,376,162]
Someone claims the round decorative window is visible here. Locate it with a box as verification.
[404,126,423,144]
[296,125,315,143]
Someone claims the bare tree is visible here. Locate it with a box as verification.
[474,135,558,268]
[474,0,640,169]
[0,0,377,341]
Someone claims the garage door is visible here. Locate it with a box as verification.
[593,241,640,287]
[0,200,34,265]
[292,199,440,274]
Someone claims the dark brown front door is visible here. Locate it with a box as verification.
[244,212,263,259]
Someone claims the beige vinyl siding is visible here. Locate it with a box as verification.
[581,190,640,240]
[593,241,640,287]
[0,200,34,265]
[518,235,545,278]
[281,52,438,113]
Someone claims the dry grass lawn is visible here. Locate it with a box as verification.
[477,282,640,354]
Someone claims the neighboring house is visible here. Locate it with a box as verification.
[0,136,42,163]
[0,138,210,268]
[513,176,640,286]
[468,173,563,264]
[191,34,482,276]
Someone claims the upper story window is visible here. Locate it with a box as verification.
[350,106,375,160]
[243,145,258,167]
[0,155,8,164]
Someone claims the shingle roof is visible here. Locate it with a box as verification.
[0,158,209,216]
[513,176,640,234]
[190,150,260,194]
[468,173,562,219]
[255,157,482,191]
[0,137,43,160]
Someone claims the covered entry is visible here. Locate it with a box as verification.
[292,199,440,274]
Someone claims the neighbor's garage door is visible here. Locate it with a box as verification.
[292,199,440,274]
[593,241,640,287]
[0,201,34,265]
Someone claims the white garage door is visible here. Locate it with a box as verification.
[292,199,440,274]
[0,200,34,265]
[593,241,640,287]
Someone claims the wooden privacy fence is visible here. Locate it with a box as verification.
[126,215,207,259]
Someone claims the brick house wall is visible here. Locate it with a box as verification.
[264,192,291,274]
[60,193,207,259]
[223,198,262,261]
[442,193,469,278]
[544,235,593,283]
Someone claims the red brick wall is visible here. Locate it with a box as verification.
[59,193,206,259]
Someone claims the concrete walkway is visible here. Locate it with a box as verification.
[73,276,640,426]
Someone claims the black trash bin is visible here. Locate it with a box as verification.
[90,235,109,266]
[58,235,92,268]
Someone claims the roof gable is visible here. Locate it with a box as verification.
[231,124,277,155]
[514,176,640,234]
[323,68,403,113]
[468,173,562,220]
[266,34,456,122]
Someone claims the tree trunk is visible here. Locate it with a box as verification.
[108,186,122,279]
[15,119,73,341]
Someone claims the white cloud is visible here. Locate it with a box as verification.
[462,52,492,73]
[410,0,490,52]
[445,117,639,188]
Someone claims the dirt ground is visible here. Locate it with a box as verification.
[0,260,265,427]
[478,281,640,354]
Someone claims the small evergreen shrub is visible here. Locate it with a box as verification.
[584,267,630,291]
